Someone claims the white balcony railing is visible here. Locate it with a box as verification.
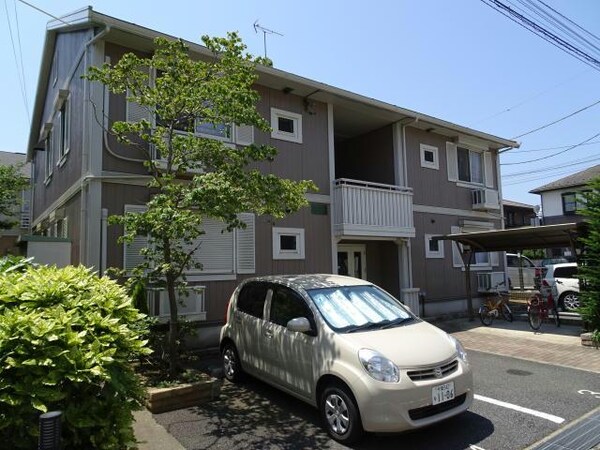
[333,178,415,238]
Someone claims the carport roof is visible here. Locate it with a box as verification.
[435,223,584,252]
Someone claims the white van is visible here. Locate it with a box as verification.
[506,253,539,290]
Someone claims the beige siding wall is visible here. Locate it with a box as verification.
[102,43,151,175]
[334,125,395,185]
[32,29,91,220]
[405,127,498,210]
[252,85,330,194]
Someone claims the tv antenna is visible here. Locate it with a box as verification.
[253,20,283,58]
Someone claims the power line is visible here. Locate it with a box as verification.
[509,140,600,153]
[503,152,600,177]
[12,0,29,123]
[473,69,589,125]
[479,0,600,71]
[16,0,70,25]
[502,130,600,165]
[3,0,29,123]
[503,158,600,184]
[509,98,600,140]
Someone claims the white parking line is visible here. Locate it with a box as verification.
[474,394,565,424]
[469,445,486,450]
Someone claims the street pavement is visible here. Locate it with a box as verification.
[133,318,600,450]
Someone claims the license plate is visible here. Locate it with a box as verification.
[432,382,455,405]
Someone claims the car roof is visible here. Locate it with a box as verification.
[545,262,577,275]
[244,274,373,291]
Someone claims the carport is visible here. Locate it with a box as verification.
[434,223,586,320]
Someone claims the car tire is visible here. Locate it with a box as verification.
[222,342,244,383]
[320,384,364,444]
[560,292,580,311]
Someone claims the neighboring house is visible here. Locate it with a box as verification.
[530,164,599,225]
[530,164,599,258]
[503,199,538,229]
[0,151,31,255]
[26,7,517,333]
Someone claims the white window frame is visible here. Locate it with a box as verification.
[147,286,207,322]
[273,227,305,260]
[57,96,70,164]
[420,144,439,170]
[271,108,303,144]
[425,234,444,259]
[457,146,484,185]
[44,132,54,183]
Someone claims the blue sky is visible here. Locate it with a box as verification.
[1,0,599,206]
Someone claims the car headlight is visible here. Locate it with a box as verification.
[448,335,469,365]
[358,349,399,383]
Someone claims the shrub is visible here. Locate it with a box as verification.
[579,177,600,345]
[0,265,151,449]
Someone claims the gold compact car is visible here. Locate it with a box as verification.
[220,274,473,444]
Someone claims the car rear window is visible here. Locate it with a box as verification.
[237,282,268,318]
[553,266,577,278]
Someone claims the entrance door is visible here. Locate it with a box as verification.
[337,245,367,279]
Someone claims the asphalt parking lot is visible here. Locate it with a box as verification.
[137,320,600,450]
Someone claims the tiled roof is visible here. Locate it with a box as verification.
[0,151,30,177]
[502,199,536,209]
[530,164,600,194]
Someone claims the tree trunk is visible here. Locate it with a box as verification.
[166,273,179,378]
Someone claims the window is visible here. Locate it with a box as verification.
[147,286,206,321]
[195,120,232,141]
[271,108,302,143]
[58,217,68,239]
[273,227,305,260]
[457,147,483,184]
[57,98,70,162]
[420,144,439,170]
[237,282,269,318]
[425,234,444,258]
[45,131,54,181]
[561,192,579,215]
[269,286,314,329]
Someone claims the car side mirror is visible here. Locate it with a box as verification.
[287,317,313,334]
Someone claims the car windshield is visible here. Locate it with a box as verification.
[306,285,414,332]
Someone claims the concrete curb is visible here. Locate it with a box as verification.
[133,409,185,450]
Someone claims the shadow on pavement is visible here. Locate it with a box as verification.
[153,377,494,450]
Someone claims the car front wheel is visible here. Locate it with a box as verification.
[320,384,364,444]
[222,342,244,382]
[560,292,580,311]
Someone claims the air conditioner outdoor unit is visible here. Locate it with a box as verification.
[477,272,506,293]
[472,189,500,211]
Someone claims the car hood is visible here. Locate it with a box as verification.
[337,321,457,368]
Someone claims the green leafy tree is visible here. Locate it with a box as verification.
[85,34,316,376]
[578,176,600,344]
[0,164,28,230]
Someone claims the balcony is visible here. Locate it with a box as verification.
[333,178,415,238]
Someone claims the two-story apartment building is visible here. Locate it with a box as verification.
[27,8,517,332]
[0,151,31,255]
[503,199,537,229]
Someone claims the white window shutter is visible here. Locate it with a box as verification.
[236,213,255,274]
[234,125,254,146]
[484,151,494,188]
[124,205,149,272]
[190,218,234,273]
[451,225,464,268]
[446,142,458,182]
[126,67,151,123]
